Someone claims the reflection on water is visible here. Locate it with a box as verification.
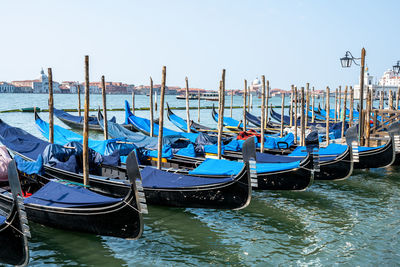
[0,94,399,265]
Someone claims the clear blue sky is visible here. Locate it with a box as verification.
[1,0,399,91]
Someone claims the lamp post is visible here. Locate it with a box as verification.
[340,48,366,145]
[393,61,400,75]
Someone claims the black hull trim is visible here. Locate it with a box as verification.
[256,154,314,191]
[0,204,29,266]
[354,137,395,169]
[315,146,353,181]
[143,166,252,210]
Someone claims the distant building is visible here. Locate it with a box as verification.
[354,67,400,99]
[0,82,16,93]
[11,69,60,93]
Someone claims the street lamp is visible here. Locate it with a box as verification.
[340,51,360,68]
[393,60,400,75]
[340,48,366,145]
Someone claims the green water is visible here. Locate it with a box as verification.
[1,94,399,266]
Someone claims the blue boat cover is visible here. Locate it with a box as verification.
[144,145,173,159]
[24,181,122,208]
[125,101,199,143]
[168,111,197,132]
[358,145,385,152]
[101,118,187,150]
[36,117,136,156]
[0,119,49,160]
[14,155,44,175]
[0,215,5,225]
[256,152,302,163]
[176,144,196,157]
[213,109,243,128]
[290,143,347,157]
[256,161,300,173]
[140,166,234,188]
[54,108,116,125]
[189,158,243,176]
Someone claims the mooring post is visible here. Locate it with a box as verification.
[326,87,330,145]
[230,89,233,118]
[149,77,154,137]
[290,85,294,127]
[311,86,315,123]
[131,91,135,115]
[101,75,108,140]
[365,89,371,146]
[260,75,266,152]
[349,86,354,127]
[305,83,309,127]
[389,90,394,110]
[243,79,247,132]
[334,88,338,122]
[217,70,226,160]
[83,55,90,186]
[265,80,270,126]
[397,86,400,110]
[338,85,342,120]
[341,86,348,140]
[77,83,81,117]
[48,68,54,144]
[379,90,384,110]
[359,48,366,146]
[197,88,201,123]
[247,86,250,113]
[185,77,190,133]
[280,93,285,138]
[294,86,298,144]
[155,91,158,112]
[300,87,305,146]
[157,66,166,170]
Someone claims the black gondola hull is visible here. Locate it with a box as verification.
[354,138,395,169]
[315,147,353,181]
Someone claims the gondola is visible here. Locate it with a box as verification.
[0,160,30,266]
[0,151,145,239]
[211,104,243,131]
[345,126,396,169]
[124,101,199,142]
[2,118,253,210]
[245,111,280,130]
[53,108,136,132]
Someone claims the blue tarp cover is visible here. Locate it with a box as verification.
[176,144,196,157]
[189,158,243,176]
[358,145,385,152]
[54,108,116,125]
[168,111,197,132]
[24,181,122,208]
[256,161,300,173]
[15,155,44,175]
[125,101,199,143]
[36,117,136,156]
[141,166,234,188]
[213,109,243,128]
[0,215,5,225]
[290,143,347,157]
[0,119,49,160]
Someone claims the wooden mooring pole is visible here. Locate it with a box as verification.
[349,86,354,127]
[326,87,330,145]
[334,88,338,122]
[379,91,384,110]
[290,85,294,127]
[365,89,371,146]
[305,83,309,127]
[311,86,315,123]
[338,85,342,119]
[217,70,226,159]
[101,75,108,140]
[300,87,305,146]
[197,88,201,123]
[397,86,400,110]
[230,89,233,118]
[83,55,90,186]
[157,66,166,169]
[243,79,247,132]
[265,80,270,126]
[77,84,81,117]
[294,86,298,144]
[260,75,266,152]
[341,86,348,140]
[149,77,154,137]
[48,68,54,144]
[280,93,285,138]
[389,90,394,110]
[185,77,190,133]
[131,91,135,115]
